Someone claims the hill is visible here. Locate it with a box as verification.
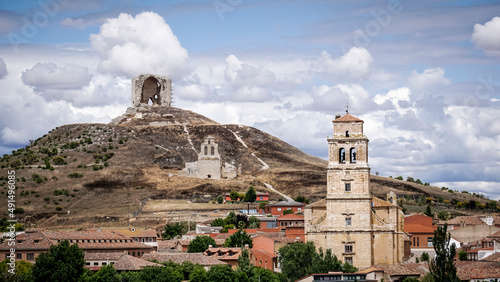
[0,105,495,229]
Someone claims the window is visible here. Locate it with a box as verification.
[277,208,282,211]
[346,131,349,137]
[132,252,136,257]
[345,257,353,265]
[211,146,215,155]
[350,148,356,163]
[86,262,91,266]
[339,148,346,163]
[413,237,415,246]
[298,208,302,211]
[345,245,353,253]
[102,262,107,265]
[428,237,433,247]
[260,196,263,200]
[417,237,419,246]
[94,262,98,266]
[16,253,22,259]
[27,253,34,261]
[4,254,8,259]
[345,217,352,226]
[204,146,208,155]
[345,183,351,192]
[148,238,153,242]
[287,207,291,210]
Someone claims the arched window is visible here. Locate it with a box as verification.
[350,148,356,163]
[204,146,208,155]
[339,148,346,163]
[346,131,349,137]
[211,146,215,155]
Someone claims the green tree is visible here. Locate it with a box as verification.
[0,259,33,281]
[84,264,120,282]
[211,218,225,227]
[283,209,294,215]
[162,222,186,239]
[402,278,419,282]
[188,236,217,253]
[32,240,85,282]
[424,205,433,218]
[250,267,280,282]
[429,223,458,282]
[206,265,236,282]
[488,201,498,211]
[279,242,316,281]
[420,252,430,262]
[420,273,435,282]
[222,224,235,233]
[216,195,224,204]
[225,211,238,225]
[224,229,253,248]
[189,266,207,282]
[458,249,467,261]
[438,210,449,221]
[310,248,343,274]
[294,194,310,204]
[244,186,257,203]
[136,265,183,282]
[237,248,252,277]
[248,216,261,229]
[229,190,240,201]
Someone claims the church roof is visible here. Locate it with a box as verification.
[333,114,364,123]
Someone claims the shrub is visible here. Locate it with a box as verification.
[68,173,83,178]
[55,206,62,211]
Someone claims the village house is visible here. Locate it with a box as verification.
[0,230,153,262]
[111,228,158,250]
[204,246,244,270]
[404,214,437,250]
[224,191,269,203]
[262,201,305,216]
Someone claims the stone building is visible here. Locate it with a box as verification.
[304,113,404,269]
[131,74,172,107]
[181,136,238,180]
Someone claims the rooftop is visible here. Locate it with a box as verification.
[141,252,227,266]
[333,113,364,123]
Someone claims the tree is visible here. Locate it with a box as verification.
[229,190,239,201]
[84,264,120,282]
[488,200,498,211]
[420,252,430,262]
[0,259,33,281]
[294,194,310,204]
[188,236,217,253]
[424,205,433,218]
[225,212,238,225]
[429,223,458,282]
[211,218,225,227]
[244,186,257,203]
[283,209,294,215]
[248,216,260,229]
[222,224,235,233]
[216,195,224,204]
[136,265,183,282]
[310,248,343,274]
[458,250,467,261]
[237,248,252,277]
[206,265,236,282]
[224,229,253,248]
[162,222,186,239]
[438,210,449,221]
[279,242,316,281]
[32,240,85,282]
[189,266,207,282]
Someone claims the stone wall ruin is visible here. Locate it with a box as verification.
[132,74,172,107]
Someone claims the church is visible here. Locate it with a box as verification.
[304,112,405,269]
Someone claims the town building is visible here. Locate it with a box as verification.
[262,201,305,216]
[204,247,244,270]
[224,191,269,203]
[304,113,405,268]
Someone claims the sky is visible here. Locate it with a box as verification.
[0,0,499,199]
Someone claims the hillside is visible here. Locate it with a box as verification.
[0,105,494,229]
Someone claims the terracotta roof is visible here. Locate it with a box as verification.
[141,252,227,266]
[481,252,500,262]
[0,231,52,251]
[204,247,242,261]
[265,201,304,207]
[404,224,437,234]
[111,229,157,238]
[84,252,124,261]
[306,199,326,208]
[332,114,364,123]
[456,261,500,280]
[113,254,161,271]
[277,214,304,221]
[446,216,489,225]
[157,240,180,250]
[363,263,421,276]
[372,196,394,208]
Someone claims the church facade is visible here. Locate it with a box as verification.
[304,113,404,269]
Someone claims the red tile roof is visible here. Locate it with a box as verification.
[333,114,364,123]
[277,214,304,221]
[404,224,437,234]
[113,254,161,271]
[141,252,227,266]
[456,261,500,280]
[204,247,242,261]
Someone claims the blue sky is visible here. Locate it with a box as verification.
[0,0,500,199]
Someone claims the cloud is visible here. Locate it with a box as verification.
[408,68,450,90]
[0,58,7,79]
[21,63,92,91]
[90,12,190,79]
[315,47,373,81]
[471,17,500,56]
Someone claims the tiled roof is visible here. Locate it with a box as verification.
[367,263,421,276]
[456,261,500,280]
[306,199,326,208]
[404,224,437,234]
[372,196,394,207]
[0,231,52,251]
[277,214,304,221]
[113,254,161,271]
[481,252,500,262]
[265,201,304,207]
[204,247,242,261]
[157,240,180,249]
[111,229,157,238]
[141,252,227,266]
[85,252,124,261]
[333,114,364,123]
[446,216,488,225]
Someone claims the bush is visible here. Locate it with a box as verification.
[283,209,294,215]
[52,156,66,165]
[68,172,83,178]
[55,206,62,211]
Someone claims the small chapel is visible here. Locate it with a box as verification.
[304,112,405,269]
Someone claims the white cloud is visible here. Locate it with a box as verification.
[90,12,190,79]
[408,68,450,89]
[22,63,92,90]
[315,47,373,81]
[471,17,500,56]
[0,58,7,79]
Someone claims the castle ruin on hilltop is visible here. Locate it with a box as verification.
[132,74,172,107]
